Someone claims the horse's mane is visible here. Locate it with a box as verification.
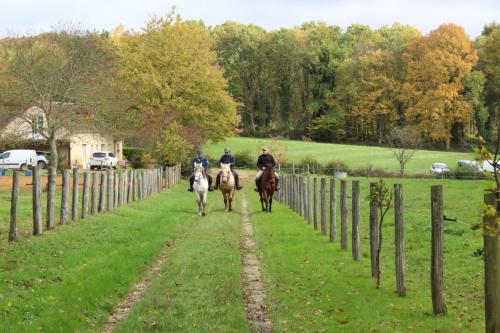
[262,164,275,184]
[194,165,207,179]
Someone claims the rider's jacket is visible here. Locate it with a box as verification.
[257,154,276,170]
[192,157,209,171]
[219,154,236,168]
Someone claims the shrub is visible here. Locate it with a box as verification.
[325,159,349,172]
[300,155,321,169]
[234,150,254,168]
[123,147,149,168]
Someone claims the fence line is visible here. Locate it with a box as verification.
[7,164,181,243]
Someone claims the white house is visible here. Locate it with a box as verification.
[0,106,123,169]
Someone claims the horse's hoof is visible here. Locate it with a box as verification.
[202,212,206,216]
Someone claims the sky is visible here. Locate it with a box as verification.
[0,0,498,38]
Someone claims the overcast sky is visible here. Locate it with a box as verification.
[0,0,498,38]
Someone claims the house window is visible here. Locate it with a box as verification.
[101,144,106,151]
[32,115,44,139]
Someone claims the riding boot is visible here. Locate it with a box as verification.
[254,178,260,192]
[214,173,221,190]
[234,172,243,190]
[188,175,194,192]
[208,174,214,191]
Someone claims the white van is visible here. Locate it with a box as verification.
[0,150,38,170]
[456,160,483,172]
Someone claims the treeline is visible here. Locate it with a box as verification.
[212,21,500,150]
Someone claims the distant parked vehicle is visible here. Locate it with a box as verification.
[90,151,118,170]
[456,160,483,172]
[36,151,50,168]
[481,160,500,173]
[0,150,37,170]
[430,163,449,175]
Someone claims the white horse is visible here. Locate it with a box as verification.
[193,163,209,216]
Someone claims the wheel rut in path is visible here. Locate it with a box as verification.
[100,236,180,333]
[240,191,274,333]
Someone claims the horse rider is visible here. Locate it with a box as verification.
[255,146,279,191]
[188,149,214,192]
[214,148,243,190]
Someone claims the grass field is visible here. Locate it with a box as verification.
[0,182,248,333]
[0,172,490,332]
[204,137,474,175]
[247,177,488,332]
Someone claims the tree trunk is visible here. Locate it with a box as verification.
[49,134,58,170]
[445,136,451,151]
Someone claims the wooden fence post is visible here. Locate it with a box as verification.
[82,171,90,219]
[60,170,70,224]
[9,171,20,241]
[99,172,107,212]
[46,167,56,229]
[107,169,113,211]
[313,177,318,230]
[114,171,119,207]
[91,172,98,215]
[431,185,447,315]
[370,182,379,278]
[340,180,348,250]
[33,166,42,235]
[394,184,406,296]
[330,178,336,242]
[118,171,124,206]
[321,178,327,235]
[352,180,360,261]
[72,168,79,221]
[307,176,312,224]
[138,171,143,200]
[484,192,500,332]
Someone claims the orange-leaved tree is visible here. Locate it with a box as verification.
[401,24,477,150]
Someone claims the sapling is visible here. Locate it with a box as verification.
[368,179,393,288]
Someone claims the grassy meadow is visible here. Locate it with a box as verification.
[0,182,248,333]
[247,177,488,332]
[204,137,474,175]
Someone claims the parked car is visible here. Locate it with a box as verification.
[90,151,118,170]
[430,163,449,175]
[0,149,37,170]
[36,151,50,168]
[457,160,483,172]
[481,160,500,173]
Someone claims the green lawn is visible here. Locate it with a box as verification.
[204,137,474,175]
[247,177,487,332]
[115,192,249,333]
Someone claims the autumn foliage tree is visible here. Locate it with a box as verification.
[401,24,477,150]
[114,12,239,163]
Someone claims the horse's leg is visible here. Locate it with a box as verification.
[196,192,202,216]
[201,192,206,216]
[228,191,233,211]
[264,192,269,213]
[260,191,265,211]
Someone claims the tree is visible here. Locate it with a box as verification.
[0,29,119,169]
[116,13,239,157]
[402,24,477,149]
[368,179,393,289]
[386,126,422,177]
[478,25,500,141]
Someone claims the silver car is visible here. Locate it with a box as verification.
[430,163,449,175]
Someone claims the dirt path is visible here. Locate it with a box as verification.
[100,238,179,333]
[240,191,274,333]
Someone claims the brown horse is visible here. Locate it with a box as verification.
[258,164,276,213]
[219,163,235,212]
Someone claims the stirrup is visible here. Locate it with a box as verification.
[236,185,243,190]
[187,188,193,192]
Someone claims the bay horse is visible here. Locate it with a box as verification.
[219,163,235,212]
[193,163,208,216]
[258,164,276,213]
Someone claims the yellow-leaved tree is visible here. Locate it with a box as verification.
[401,24,477,149]
[114,12,239,164]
